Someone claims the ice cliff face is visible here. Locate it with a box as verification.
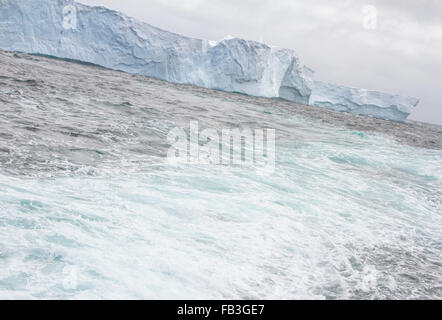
[0,0,418,121]
[310,81,420,122]
[0,0,313,103]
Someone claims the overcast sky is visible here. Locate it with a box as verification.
[79,0,442,125]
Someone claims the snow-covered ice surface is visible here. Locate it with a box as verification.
[0,0,419,121]
[0,50,441,299]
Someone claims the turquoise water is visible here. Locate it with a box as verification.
[0,51,441,299]
[1,119,440,299]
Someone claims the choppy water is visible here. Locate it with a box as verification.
[0,50,441,299]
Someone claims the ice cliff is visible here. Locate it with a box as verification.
[0,0,419,121]
[310,82,420,122]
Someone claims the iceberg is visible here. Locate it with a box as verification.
[0,0,313,104]
[0,0,418,121]
[310,81,420,122]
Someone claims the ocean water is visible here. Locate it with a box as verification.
[0,50,441,299]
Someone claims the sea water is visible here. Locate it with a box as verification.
[0,51,441,299]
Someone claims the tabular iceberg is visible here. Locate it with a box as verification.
[0,0,419,121]
[310,81,420,122]
[0,0,313,104]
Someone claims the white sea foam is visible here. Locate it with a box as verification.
[0,126,440,299]
[0,49,440,299]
